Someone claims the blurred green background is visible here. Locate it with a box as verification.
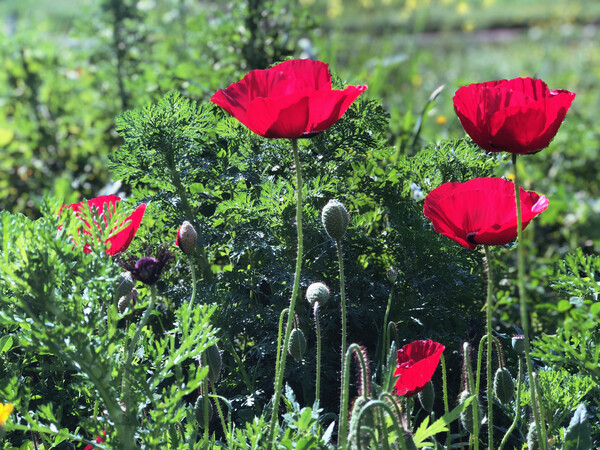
[1,0,599,252]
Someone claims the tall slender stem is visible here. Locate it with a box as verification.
[512,154,545,450]
[313,302,322,402]
[339,344,367,447]
[381,285,395,367]
[498,357,523,450]
[121,285,158,448]
[483,245,494,450]
[187,255,197,308]
[441,354,450,448]
[463,342,479,450]
[336,239,348,442]
[268,139,304,447]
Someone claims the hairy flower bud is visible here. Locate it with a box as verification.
[204,343,222,384]
[194,395,213,428]
[118,292,132,313]
[511,334,527,356]
[288,328,307,362]
[115,272,134,298]
[386,269,398,284]
[321,199,349,241]
[493,367,515,404]
[176,221,197,255]
[459,391,482,435]
[306,282,330,307]
[348,396,375,449]
[418,380,435,413]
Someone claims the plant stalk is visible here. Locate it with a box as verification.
[313,301,322,402]
[512,153,546,450]
[483,245,494,450]
[268,139,304,447]
[336,239,348,442]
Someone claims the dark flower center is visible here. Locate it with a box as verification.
[466,231,478,245]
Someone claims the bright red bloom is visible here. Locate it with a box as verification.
[424,177,549,250]
[453,77,575,154]
[394,340,445,397]
[62,195,145,256]
[210,59,367,139]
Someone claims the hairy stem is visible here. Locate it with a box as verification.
[512,154,545,450]
[498,357,523,450]
[484,245,494,450]
[336,239,348,443]
[268,139,304,447]
[314,302,322,402]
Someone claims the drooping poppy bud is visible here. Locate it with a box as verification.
[176,221,197,255]
[115,272,135,298]
[418,380,435,413]
[204,343,222,384]
[511,334,527,356]
[494,367,515,404]
[322,199,349,242]
[386,269,399,284]
[459,390,482,435]
[194,395,213,428]
[288,328,307,362]
[306,282,330,307]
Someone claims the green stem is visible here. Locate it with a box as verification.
[336,240,348,441]
[121,285,158,448]
[381,285,395,368]
[313,302,322,403]
[201,353,209,441]
[268,139,304,447]
[463,342,479,450]
[339,344,368,447]
[187,254,197,308]
[168,164,194,219]
[475,334,486,394]
[484,245,494,450]
[498,357,523,450]
[210,382,229,445]
[512,154,546,450]
[441,354,450,448]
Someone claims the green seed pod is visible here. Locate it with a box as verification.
[306,282,330,307]
[288,328,307,362]
[459,390,482,435]
[176,221,198,255]
[194,395,213,428]
[527,422,539,450]
[493,367,515,404]
[118,292,132,313]
[348,396,375,449]
[321,199,349,241]
[418,381,435,413]
[204,343,222,384]
[511,334,527,356]
[115,272,135,298]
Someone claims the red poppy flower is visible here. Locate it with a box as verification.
[210,59,367,139]
[62,195,145,256]
[394,340,445,397]
[423,177,549,250]
[453,77,575,154]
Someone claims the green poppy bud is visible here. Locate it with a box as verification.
[511,334,527,356]
[418,380,435,413]
[288,328,307,362]
[176,221,198,255]
[194,395,213,428]
[306,282,330,306]
[459,390,482,435]
[204,343,222,384]
[322,199,349,241]
[493,367,514,404]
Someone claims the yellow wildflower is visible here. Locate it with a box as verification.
[506,173,516,181]
[436,115,447,125]
[0,403,14,426]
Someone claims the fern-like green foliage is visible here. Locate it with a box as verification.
[0,200,217,447]
[533,249,600,383]
[108,89,498,417]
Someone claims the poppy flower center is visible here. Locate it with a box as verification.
[466,231,479,245]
